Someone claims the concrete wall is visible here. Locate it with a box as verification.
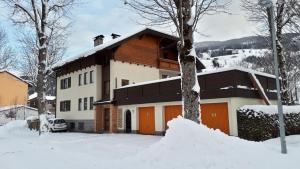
[109,60,160,100]
[117,98,275,136]
[0,106,38,125]
[56,65,102,120]
[0,72,28,107]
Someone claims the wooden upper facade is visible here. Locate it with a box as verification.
[113,68,278,106]
[54,28,189,77]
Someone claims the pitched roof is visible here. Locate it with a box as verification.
[28,92,56,101]
[53,27,178,70]
[0,70,29,85]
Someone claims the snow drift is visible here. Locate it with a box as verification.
[0,120,36,137]
[118,117,297,169]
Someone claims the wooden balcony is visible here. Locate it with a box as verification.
[158,58,180,71]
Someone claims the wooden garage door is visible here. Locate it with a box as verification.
[200,103,229,134]
[139,107,155,135]
[164,105,182,130]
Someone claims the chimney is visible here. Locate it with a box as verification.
[94,35,104,47]
[111,33,121,39]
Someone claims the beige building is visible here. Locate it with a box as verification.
[0,70,28,108]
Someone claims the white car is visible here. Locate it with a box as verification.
[48,118,68,132]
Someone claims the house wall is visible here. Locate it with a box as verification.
[0,72,28,107]
[109,60,160,100]
[56,65,102,121]
[0,106,38,125]
[117,98,276,136]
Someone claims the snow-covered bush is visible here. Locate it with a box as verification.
[237,105,300,141]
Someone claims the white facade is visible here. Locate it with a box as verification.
[117,98,276,136]
[109,60,160,100]
[56,65,102,120]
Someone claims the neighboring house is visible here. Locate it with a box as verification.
[0,105,38,126]
[0,70,29,108]
[28,92,56,113]
[53,28,205,132]
[113,67,278,136]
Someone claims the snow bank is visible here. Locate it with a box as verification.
[241,105,300,115]
[0,120,36,137]
[118,117,292,169]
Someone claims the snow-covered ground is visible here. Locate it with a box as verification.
[0,118,299,169]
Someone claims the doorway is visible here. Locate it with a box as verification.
[104,108,110,132]
[125,110,132,133]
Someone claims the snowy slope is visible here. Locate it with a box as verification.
[199,49,269,69]
[0,118,299,169]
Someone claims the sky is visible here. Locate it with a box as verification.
[0,0,260,59]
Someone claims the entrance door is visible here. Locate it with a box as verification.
[164,105,182,130]
[125,110,132,133]
[104,108,110,132]
[200,103,229,134]
[139,107,155,135]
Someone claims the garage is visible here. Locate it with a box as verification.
[201,103,229,134]
[164,105,182,130]
[139,107,155,135]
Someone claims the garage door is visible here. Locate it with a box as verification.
[200,103,229,134]
[139,107,155,135]
[164,105,182,130]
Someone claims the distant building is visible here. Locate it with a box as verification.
[0,70,29,108]
[28,92,56,114]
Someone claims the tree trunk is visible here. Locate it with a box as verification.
[179,0,200,123]
[37,32,47,117]
[276,1,290,105]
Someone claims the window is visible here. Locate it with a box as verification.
[84,97,88,110]
[89,97,94,110]
[90,71,94,83]
[60,100,71,112]
[78,98,82,111]
[162,75,169,79]
[84,72,88,85]
[61,77,71,89]
[78,122,84,130]
[79,74,82,86]
[121,79,129,86]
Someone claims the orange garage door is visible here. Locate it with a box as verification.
[139,107,155,135]
[201,103,229,134]
[164,105,182,130]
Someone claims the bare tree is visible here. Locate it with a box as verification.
[242,0,300,105]
[0,0,75,131]
[124,0,228,123]
[0,27,15,70]
[18,30,65,91]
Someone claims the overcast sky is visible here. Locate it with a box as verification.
[0,0,260,59]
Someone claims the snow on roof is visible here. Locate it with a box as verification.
[117,67,276,89]
[240,105,300,114]
[54,27,177,69]
[28,93,56,101]
[0,70,29,84]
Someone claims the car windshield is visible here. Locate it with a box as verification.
[54,119,66,124]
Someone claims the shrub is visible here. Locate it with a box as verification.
[237,107,300,141]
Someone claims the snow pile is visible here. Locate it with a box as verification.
[118,117,294,169]
[241,105,300,115]
[0,120,35,137]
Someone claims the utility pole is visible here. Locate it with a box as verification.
[259,0,287,154]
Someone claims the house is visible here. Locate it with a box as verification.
[112,67,278,136]
[53,28,204,132]
[0,70,28,108]
[28,92,56,113]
